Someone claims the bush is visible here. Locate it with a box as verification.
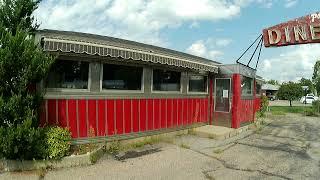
[304,108,316,116]
[259,95,269,117]
[312,100,320,114]
[0,119,46,160]
[44,126,72,159]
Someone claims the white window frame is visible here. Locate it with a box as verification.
[151,68,182,94]
[100,63,144,93]
[187,73,209,94]
[214,78,232,113]
[45,60,91,93]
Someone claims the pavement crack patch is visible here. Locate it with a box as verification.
[115,148,162,161]
[187,148,292,180]
[236,142,310,159]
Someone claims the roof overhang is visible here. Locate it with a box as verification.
[38,30,218,73]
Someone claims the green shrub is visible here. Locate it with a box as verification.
[312,100,320,114]
[44,126,71,159]
[0,119,46,160]
[259,95,269,117]
[304,108,316,116]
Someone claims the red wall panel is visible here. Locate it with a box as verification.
[106,100,115,135]
[78,100,87,138]
[140,99,147,131]
[177,99,182,127]
[115,100,124,134]
[123,99,132,134]
[58,99,67,128]
[160,99,166,128]
[47,99,57,125]
[172,99,178,127]
[132,99,139,132]
[182,99,188,125]
[147,99,154,130]
[67,99,78,138]
[154,99,160,129]
[97,100,106,136]
[167,99,173,128]
[88,100,97,136]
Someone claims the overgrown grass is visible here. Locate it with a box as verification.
[269,106,312,114]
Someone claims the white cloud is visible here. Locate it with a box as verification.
[34,0,250,46]
[215,38,232,47]
[284,0,298,8]
[258,44,320,82]
[186,40,207,57]
[186,39,224,60]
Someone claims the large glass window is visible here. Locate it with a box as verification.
[46,60,89,89]
[153,69,181,91]
[102,64,143,90]
[241,76,253,96]
[256,82,262,95]
[189,75,207,93]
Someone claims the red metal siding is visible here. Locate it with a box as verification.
[132,99,139,132]
[106,100,115,135]
[42,97,209,139]
[147,99,154,130]
[97,100,106,136]
[68,99,78,138]
[140,99,147,131]
[123,99,132,134]
[88,100,97,136]
[78,100,87,137]
[115,100,124,134]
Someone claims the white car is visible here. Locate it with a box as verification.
[300,95,319,104]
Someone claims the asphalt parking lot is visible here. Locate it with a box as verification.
[2,113,320,180]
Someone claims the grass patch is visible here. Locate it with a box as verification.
[180,143,190,149]
[269,106,312,114]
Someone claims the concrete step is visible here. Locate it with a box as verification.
[193,125,250,140]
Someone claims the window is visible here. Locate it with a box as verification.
[153,69,181,91]
[256,83,262,95]
[189,75,207,93]
[46,60,89,89]
[241,76,253,96]
[102,64,143,90]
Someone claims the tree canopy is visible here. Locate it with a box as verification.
[277,82,303,107]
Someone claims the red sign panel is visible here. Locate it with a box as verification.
[263,12,320,47]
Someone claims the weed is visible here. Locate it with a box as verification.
[107,140,121,154]
[208,135,215,139]
[187,129,196,135]
[213,149,223,154]
[180,143,190,149]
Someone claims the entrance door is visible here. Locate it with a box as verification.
[215,78,231,112]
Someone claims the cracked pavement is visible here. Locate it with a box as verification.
[1,113,320,180]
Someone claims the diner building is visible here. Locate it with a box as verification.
[36,29,261,141]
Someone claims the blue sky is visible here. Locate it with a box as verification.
[34,0,320,82]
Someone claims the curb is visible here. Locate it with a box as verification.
[1,146,105,172]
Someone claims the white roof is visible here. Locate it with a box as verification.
[261,84,279,91]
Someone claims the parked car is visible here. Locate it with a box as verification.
[266,92,276,101]
[300,95,319,104]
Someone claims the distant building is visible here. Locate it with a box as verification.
[261,84,280,100]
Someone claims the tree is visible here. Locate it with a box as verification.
[312,61,320,95]
[299,77,314,94]
[0,0,40,34]
[0,0,55,159]
[267,79,280,85]
[277,82,304,107]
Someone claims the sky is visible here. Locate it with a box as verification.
[33,0,320,82]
